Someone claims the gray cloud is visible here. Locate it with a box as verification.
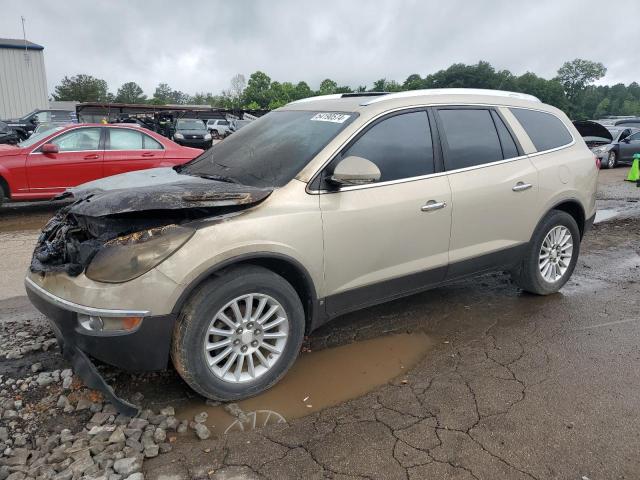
[1,0,638,97]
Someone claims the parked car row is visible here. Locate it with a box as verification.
[0,109,78,143]
[0,123,203,205]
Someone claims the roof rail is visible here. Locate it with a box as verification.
[361,88,541,105]
[288,94,343,105]
[288,91,389,105]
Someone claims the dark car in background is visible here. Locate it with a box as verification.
[0,121,19,145]
[574,120,640,168]
[172,118,212,149]
[1,109,77,141]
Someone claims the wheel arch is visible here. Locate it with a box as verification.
[549,199,586,238]
[0,174,10,200]
[171,253,323,334]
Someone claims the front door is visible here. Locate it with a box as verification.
[26,127,104,195]
[619,131,640,161]
[318,110,452,317]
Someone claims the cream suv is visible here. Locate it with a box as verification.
[26,89,598,410]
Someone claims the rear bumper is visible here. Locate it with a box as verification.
[25,277,175,372]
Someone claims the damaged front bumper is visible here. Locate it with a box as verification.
[25,276,176,416]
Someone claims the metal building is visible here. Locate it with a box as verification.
[0,38,48,119]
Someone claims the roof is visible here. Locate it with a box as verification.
[284,88,543,113]
[0,38,44,51]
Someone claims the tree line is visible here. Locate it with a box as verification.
[51,59,640,120]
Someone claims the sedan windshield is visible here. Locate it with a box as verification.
[180,110,357,188]
[177,119,205,130]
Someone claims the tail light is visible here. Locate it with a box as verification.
[594,155,601,169]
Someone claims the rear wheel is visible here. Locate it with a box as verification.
[606,150,617,169]
[171,265,305,401]
[511,210,580,295]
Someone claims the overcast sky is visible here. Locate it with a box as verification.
[1,0,638,97]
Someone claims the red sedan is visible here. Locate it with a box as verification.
[0,124,203,204]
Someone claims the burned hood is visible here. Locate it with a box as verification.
[64,167,272,217]
[573,120,613,142]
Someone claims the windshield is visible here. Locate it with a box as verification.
[17,127,65,148]
[181,110,357,188]
[176,119,205,130]
[18,110,38,121]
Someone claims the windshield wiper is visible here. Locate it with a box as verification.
[192,173,238,184]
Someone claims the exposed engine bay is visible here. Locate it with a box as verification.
[30,167,272,277]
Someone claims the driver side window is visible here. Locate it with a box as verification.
[50,128,102,152]
[628,132,640,142]
[340,111,435,183]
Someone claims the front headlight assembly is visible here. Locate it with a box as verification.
[592,145,611,154]
[86,225,195,283]
[204,133,212,140]
[174,133,184,140]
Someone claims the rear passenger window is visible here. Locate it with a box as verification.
[438,109,503,169]
[491,111,519,159]
[342,111,434,182]
[509,108,573,151]
[143,134,163,150]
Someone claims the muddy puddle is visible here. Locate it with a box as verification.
[177,332,434,437]
[594,208,620,224]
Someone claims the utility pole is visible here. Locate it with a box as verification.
[21,16,30,65]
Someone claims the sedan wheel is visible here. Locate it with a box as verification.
[607,151,617,169]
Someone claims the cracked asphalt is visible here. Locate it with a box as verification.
[0,168,639,480]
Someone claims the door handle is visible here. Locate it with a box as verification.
[421,200,447,212]
[512,182,532,192]
[142,152,155,157]
[84,154,99,160]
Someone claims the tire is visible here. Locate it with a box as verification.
[171,265,305,401]
[511,210,580,295]
[606,150,617,169]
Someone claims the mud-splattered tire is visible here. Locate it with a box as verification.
[511,210,580,295]
[171,265,305,401]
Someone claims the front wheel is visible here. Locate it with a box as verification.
[511,210,580,295]
[171,265,305,401]
[606,150,617,169]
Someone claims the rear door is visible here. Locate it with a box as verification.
[103,127,166,177]
[26,127,104,194]
[433,106,538,278]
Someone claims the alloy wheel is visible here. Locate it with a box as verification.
[204,293,289,383]
[538,225,573,283]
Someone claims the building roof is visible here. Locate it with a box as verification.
[0,38,44,51]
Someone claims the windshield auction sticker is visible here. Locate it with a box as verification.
[310,113,351,123]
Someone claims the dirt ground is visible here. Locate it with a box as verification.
[0,167,638,480]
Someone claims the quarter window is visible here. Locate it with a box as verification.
[341,111,434,182]
[50,128,101,151]
[509,108,573,152]
[438,109,503,170]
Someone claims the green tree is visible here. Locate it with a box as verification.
[318,79,338,95]
[403,74,424,90]
[52,74,110,102]
[294,81,313,100]
[243,71,272,108]
[371,78,403,92]
[150,83,174,104]
[114,82,146,104]
[556,59,606,118]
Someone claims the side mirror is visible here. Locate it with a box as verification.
[41,143,59,154]
[329,156,381,187]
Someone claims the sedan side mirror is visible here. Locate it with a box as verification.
[41,143,59,154]
[328,156,381,187]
